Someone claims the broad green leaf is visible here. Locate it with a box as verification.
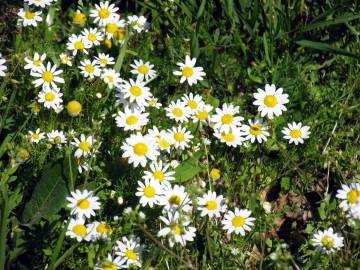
[22,163,68,225]
[175,151,203,183]
[196,0,207,19]
[296,40,359,59]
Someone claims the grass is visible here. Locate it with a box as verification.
[0,0,360,269]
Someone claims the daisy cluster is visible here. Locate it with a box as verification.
[66,189,143,268]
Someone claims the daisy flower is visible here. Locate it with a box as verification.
[336,183,360,211]
[115,236,142,268]
[222,208,255,235]
[115,107,149,131]
[312,228,344,253]
[127,15,148,33]
[118,79,151,107]
[0,55,6,77]
[197,190,227,218]
[81,28,104,47]
[66,189,101,219]
[103,18,126,39]
[143,160,175,185]
[148,97,162,109]
[253,84,289,119]
[121,133,159,167]
[72,134,96,158]
[157,211,196,247]
[240,119,270,143]
[17,8,42,27]
[79,59,101,79]
[58,53,72,66]
[47,130,67,146]
[192,104,213,124]
[37,88,63,110]
[165,100,191,123]
[66,218,93,242]
[182,93,205,113]
[135,179,163,207]
[101,68,122,89]
[168,125,193,150]
[24,53,46,72]
[148,127,173,153]
[95,254,126,270]
[130,59,156,82]
[31,62,64,90]
[211,103,243,133]
[173,55,206,86]
[90,1,120,26]
[28,128,45,143]
[25,0,54,8]
[76,157,90,174]
[159,184,192,212]
[282,122,310,145]
[89,221,112,240]
[95,53,115,67]
[66,34,92,56]
[214,126,245,147]
[72,9,87,25]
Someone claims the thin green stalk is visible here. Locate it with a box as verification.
[114,27,130,72]
[48,220,69,270]
[0,185,9,270]
[53,244,79,269]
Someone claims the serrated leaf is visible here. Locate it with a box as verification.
[175,151,203,183]
[22,163,68,225]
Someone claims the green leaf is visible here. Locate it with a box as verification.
[175,151,203,183]
[296,40,359,59]
[196,0,207,19]
[22,163,68,225]
[281,177,291,191]
[317,202,326,220]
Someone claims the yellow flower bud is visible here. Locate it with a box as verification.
[209,168,221,180]
[67,100,82,117]
[73,11,86,25]
[103,39,112,49]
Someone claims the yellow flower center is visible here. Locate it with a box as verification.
[105,23,118,34]
[137,65,149,74]
[172,108,183,118]
[42,71,54,83]
[24,11,36,20]
[72,224,87,237]
[168,195,181,205]
[88,33,97,42]
[126,115,138,125]
[187,100,198,109]
[222,133,235,142]
[133,142,148,156]
[107,75,114,83]
[125,249,138,260]
[153,171,165,182]
[96,223,111,234]
[347,189,360,204]
[33,59,41,66]
[196,110,208,121]
[74,41,85,50]
[100,58,108,65]
[143,186,156,198]
[73,12,86,25]
[158,139,170,149]
[54,136,62,144]
[206,200,218,210]
[98,8,110,19]
[210,168,220,180]
[79,141,91,152]
[102,263,116,270]
[290,129,302,138]
[174,132,185,142]
[250,124,262,136]
[130,86,142,97]
[44,92,56,102]
[264,95,278,108]
[182,66,193,78]
[232,216,246,227]
[221,114,233,125]
[170,223,183,235]
[84,64,94,73]
[113,29,125,41]
[67,100,82,115]
[33,133,40,139]
[76,198,90,209]
[321,235,335,248]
